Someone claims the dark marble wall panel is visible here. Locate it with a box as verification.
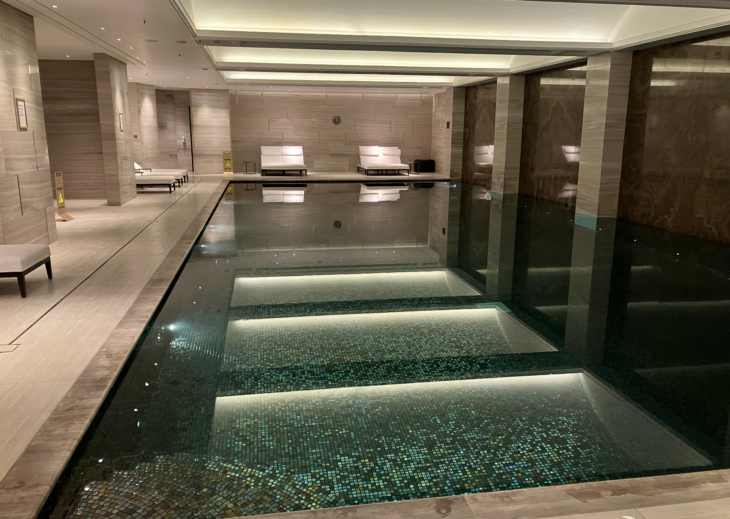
[461,82,497,189]
[457,82,497,284]
[519,66,586,207]
[619,33,730,245]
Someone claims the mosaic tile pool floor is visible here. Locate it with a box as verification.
[42,183,724,518]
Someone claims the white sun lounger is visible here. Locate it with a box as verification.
[261,146,308,176]
[357,146,410,176]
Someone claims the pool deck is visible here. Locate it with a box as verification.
[1,173,728,519]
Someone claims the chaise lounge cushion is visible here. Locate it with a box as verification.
[135,174,176,185]
[358,146,409,170]
[0,245,51,272]
[263,163,307,169]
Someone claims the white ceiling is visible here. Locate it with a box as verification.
[6,0,730,91]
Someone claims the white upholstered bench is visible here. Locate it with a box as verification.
[0,244,52,298]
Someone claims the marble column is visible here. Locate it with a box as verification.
[485,76,525,300]
[492,75,525,196]
[93,53,136,206]
[450,87,466,180]
[564,218,616,365]
[575,52,632,229]
[0,1,56,245]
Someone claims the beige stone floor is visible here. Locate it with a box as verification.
[0,176,222,482]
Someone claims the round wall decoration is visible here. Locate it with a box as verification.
[332,115,342,126]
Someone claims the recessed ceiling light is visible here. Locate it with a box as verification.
[130,46,134,49]
[52,5,58,8]
[136,57,140,59]
[186,77,189,79]
[65,54,70,58]
[100,27,105,30]
[117,38,121,41]
[176,40,186,44]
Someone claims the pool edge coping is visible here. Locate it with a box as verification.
[234,468,730,518]
[0,179,229,519]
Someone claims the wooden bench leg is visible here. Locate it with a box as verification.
[17,274,26,298]
[45,259,53,279]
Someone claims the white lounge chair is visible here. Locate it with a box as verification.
[261,146,308,176]
[357,146,410,176]
[0,244,52,298]
[135,173,177,193]
[134,162,189,185]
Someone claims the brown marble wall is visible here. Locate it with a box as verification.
[519,65,586,207]
[619,33,730,245]
[457,82,497,282]
[462,82,497,189]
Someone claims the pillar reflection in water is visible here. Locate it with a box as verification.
[565,218,616,365]
[485,193,518,301]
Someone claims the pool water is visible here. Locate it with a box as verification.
[43,181,730,518]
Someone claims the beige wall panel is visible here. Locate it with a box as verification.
[577,51,632,220]
[94,54,135,206]
[450,87,466,180]
[0,131,37,174]
[0,1,55,244]
[230,91,432,173]
[135,83,161,168]
[396,94,423,106]
[38,60,105,199]
[0,175,22,222]
[191,89,232,174]
[45,205,57,242]
[2,209,49,245]
[173,90,192,172]
[127,82,142,163]
[18,170,53,215]
[431,89,454,176]
[156,90,178,169]
[33,129,49,172]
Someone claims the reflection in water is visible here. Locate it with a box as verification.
[262,185,306,203]
[359,183,409,202]
[474,144,494,166]
[43,181,730,519]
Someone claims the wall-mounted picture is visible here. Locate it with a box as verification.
[15,97,28,131]
[119,112,124,132]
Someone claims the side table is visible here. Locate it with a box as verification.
[242,160,257,174]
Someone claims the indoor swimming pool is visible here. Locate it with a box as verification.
[42,181,730,518]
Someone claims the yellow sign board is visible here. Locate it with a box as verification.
[54,171,73,221]
[223,151,233,175]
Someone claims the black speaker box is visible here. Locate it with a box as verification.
[414,159,435,173]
